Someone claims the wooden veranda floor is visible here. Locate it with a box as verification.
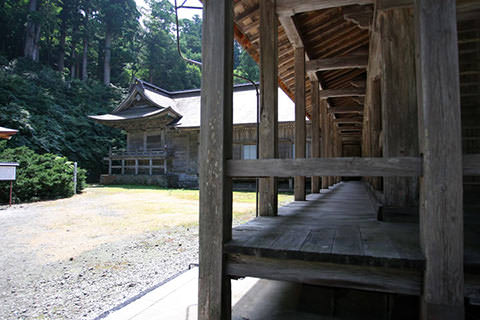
[225,181,480,299]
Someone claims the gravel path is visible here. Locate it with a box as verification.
[0,190,203,320]
[0,223,198,320]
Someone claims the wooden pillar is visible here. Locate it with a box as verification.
[258,0,278,216]
[328,115,334,186]
[415,0,464,318]
[335,130,342,183]
[311,80,320,193]
[149,159,153,176]
[134,159,138,175]
[121,159,125,175]
[294,47,306,201]
[380,8,419,208]
[108,159,112,175]
[320,99,329,190]
[198,0,233,318]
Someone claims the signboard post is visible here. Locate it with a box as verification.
[73,162,77,195]
[0,162,19,206]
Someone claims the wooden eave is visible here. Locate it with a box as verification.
[233,0,371,144]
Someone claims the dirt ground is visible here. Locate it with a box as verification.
[0,186,292,319]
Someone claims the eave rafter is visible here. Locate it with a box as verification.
[275,0,370,139]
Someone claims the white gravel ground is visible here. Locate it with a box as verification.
[0,223,198,320]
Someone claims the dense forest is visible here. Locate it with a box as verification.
[0,0,259,183]
[0,0,259,90]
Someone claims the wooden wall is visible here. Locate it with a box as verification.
[363,7,419,208]
[138,122,307,187]
[363,8,480,204]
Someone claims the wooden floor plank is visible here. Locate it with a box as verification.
[226,182,425,270]
[300,229,336,254]
[332,226,364,256]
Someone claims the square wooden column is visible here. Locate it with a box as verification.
[415,0,464,318]
[328,114,334,186]
[258,0,278,216]
[294,47,306,201]
[198,0,233,319]
[311,80,321,193]
[320,99,329,190]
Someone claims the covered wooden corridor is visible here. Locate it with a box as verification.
[225,181,480,300]
[198,0,480,319]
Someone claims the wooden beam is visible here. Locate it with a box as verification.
[278,16,303,48]
[334,118,363,124]
[343,5,373,30]
[226,157,422,177]
[198,0,233,318]
[278,14,319,82]
[226,254,422,296]
[378,0,480,19]
[311,80,320,193]
[276,0,374,17]
[330,105,364,114]
[259,0,278,217]
[319,88,366,99]
[306,55,368,72]
[415,0,464,318]
[294,47,306,200]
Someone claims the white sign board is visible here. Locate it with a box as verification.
[0,163,19,181]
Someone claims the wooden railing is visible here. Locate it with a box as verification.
[104,149,169,175]
[108,148,168,159]
[226,154,480,178]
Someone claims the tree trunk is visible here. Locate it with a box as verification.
[32,24,41,62]
[82,37,88,81]
[103,29,112,85]
[58,21,66,72]
[24,0,40,61]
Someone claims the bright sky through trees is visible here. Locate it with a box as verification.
[135,0,202,20]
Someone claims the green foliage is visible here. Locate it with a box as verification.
[0,0,259,90]
[0,58,125,181]
[0,142,87,204]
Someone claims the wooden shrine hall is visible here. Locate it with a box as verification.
[198,0,480,319]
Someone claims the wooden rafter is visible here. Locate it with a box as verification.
[276,0,374,17]
[306,55,368,72]
[320,88,366,99]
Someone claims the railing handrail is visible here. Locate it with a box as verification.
[110,148,168,156]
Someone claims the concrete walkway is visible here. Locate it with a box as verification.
[101,267,261,320]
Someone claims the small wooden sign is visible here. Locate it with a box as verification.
[0,163,19,181]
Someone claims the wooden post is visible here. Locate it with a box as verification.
[198,0,233,318]
[258,0,278,216]
[311,80,320,193]
[73,162,77,194]
[164,159,167,174]
[380,8,419,208]
[149,159,153,176]
[328,114,334,186]
[294,47,306,200]
[320,99,329,190]
[9,181,13,206]
[415,0,464,318]
[108,159,112,175]
[121,159,125,175]
[134,159,138,175]
[335,131,342,183]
